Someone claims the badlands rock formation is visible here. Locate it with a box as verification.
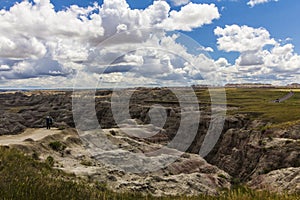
[0,88,299,194]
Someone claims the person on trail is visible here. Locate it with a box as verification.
[46,116,53,129]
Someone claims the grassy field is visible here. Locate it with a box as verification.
[195,88,300,126]
[226,88,300,125]
[0,147,299,200]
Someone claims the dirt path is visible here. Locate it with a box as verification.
[0,128,61,146]
[272,91,294,103]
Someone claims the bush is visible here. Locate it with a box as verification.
[80,160,93,166]
[32,152,40,160]
[231,177,241,186]
[258,139,266,146]
[58,126,65,130]
[45,156,54,167]
[109,130,117,136]
[260,125,271,134]
[49,141,66,151]
[218,174,227,179]
[285,140,293,145]
[261,167,272,174]
[267,135,273,141]
[95,181,108,192]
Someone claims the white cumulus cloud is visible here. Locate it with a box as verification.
[247,0,279,7]
[214,24,300,84]
[170,0,190,6]
[214,24,276,52]
[159,3,220,31]
[0,0,221,88]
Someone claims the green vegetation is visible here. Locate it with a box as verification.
[31,151,40,160]
[80,159,93,166]
[0,146,144,200]
[49,141,66,151]
[45,155,55,167]
[0,147,103,199]
[0,147,299,200]
[196,88,300,126]
[218,174,228,179]
[225,88,300,124]
[134,88,300,127]
[58,126,66,130]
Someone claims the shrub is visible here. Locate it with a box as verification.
[231,177,241,186]
[260,125,271,134]
[80,160,93,166]
[49,141,66,151]
[109,130,117,136]
[262,167,272,174]
[258,139,266,146]
[285,140,293,145]
[267,135,273,141]
[45,156,54,167]
[95,181,108,192]
[32,152,40,160]
[218,174,227,179]
[58,126,65,130]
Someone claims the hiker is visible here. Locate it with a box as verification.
[46,116,53,129]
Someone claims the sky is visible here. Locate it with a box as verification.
[0,0,299,88]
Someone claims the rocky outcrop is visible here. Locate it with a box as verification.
[1,89,299,195]
[205,123,300,181]
[1,128,231,196]
[248,167,300,194]
[0,91,73,135]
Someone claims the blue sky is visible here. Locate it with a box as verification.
[0,0,299,88]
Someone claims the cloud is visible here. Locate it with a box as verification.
[170,0,190,6]
[235,51,264,66]
[214,24,276,52]
[0,0,222,88]
[198,46,214,52]
[2,0,297,87]
[159,3,220,31]
[0,58,73,80]
[215,57,230,68]
[0,36,47,60]
[0,0,104,84]
[84,31,218,87]
[0,0,104,43]
[214,24,300,84]
[247,0,279,7]
[264,44,300,72]
[0,65,10,71]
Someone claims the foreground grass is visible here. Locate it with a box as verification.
[0,146,142,200]
[0,147,299,200]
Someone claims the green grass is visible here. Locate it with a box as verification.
[195,88,300,126]
[0,146,299,200]
[226,88,300,124]
[133,88,300,126]
[0,146,148,200]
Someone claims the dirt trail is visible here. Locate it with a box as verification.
[272,91,294,103]
[0,128,61,145]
